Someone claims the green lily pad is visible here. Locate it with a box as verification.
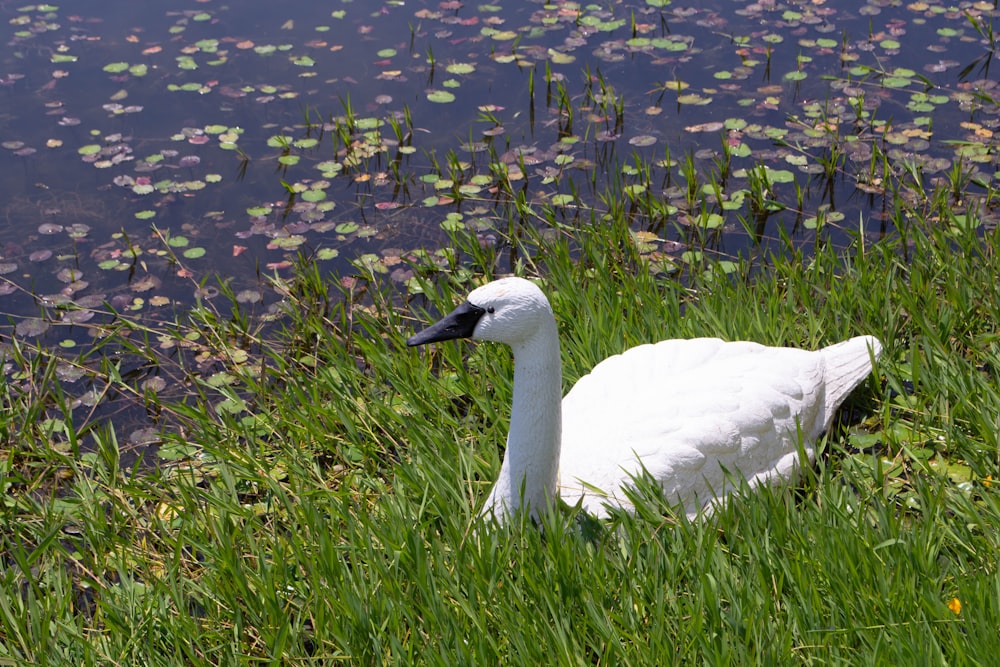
[271,235,306,249]
[547,49,575,64]
[677,93,713,105]
[882,77,911,88]
[441,216,464,232]
[700,213,724,229]
[766,169,796,184]
[427,90,456,103]
[301,189,327,202]
[317,161,344,176]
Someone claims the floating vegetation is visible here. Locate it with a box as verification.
[0,0,998,435]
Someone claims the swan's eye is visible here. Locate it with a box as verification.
[487,306,495,314]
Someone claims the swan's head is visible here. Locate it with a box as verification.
[407,277,553,347]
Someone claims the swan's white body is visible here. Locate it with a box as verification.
[408,277,882,523]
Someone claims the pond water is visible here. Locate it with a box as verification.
[1,0,998,446]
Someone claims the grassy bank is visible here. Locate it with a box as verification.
[2,212,999,665]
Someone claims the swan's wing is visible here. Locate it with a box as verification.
[558,338,829,516]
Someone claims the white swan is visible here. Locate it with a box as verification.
[408,276,882,523]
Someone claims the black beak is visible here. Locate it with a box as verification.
[407,301,486,346]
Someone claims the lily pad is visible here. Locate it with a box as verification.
[427,90,456,104]
[15,318,50,338]
[446,63,475,74]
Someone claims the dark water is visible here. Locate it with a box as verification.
[1,0,997,447]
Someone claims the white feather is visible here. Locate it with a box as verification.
[409,277,882,523]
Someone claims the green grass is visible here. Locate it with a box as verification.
[3,212,1000,665]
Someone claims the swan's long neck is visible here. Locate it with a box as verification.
[481,315,562,522]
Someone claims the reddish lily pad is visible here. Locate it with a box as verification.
[15,318,50,337]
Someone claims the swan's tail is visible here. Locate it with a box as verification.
[818,335,882,431]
